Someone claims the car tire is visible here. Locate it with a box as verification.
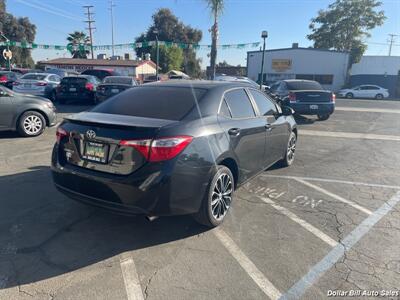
[280,131,296,167]
[375,94,383,100]
[17,111,46,137]
[317,114,330,121]
[193,165,234,227]
[346,93,353,99]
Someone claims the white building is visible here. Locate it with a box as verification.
[39,58,156,82]
[246,46,350,91]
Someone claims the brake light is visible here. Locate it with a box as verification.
[85,82,94,91]
[56,127,68,144]
[331,93,336,103]
[289,92,297,103]
[119,136,193,162]
[35,81,47,86]
[0,75,7,83]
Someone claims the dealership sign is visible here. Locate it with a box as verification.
[272,59,292,72]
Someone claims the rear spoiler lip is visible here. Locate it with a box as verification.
[64,112,178,128]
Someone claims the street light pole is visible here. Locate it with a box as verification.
[153,29,159,80]
[0,31,11,71]
[260,30,268,90]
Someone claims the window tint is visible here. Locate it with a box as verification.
[21,74,47,80]
[61,77,88,84]
[104,76,133,85]
[224,89,255,118]
[92,86,207,121]
[286,80,323,90]
[219,99,231,118]
[249,89,277,116]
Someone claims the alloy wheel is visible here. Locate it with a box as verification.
[287,135,296,163]
[23,115,43,135]
[211,173,233,221]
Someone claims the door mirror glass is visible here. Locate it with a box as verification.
[281,105,294,116]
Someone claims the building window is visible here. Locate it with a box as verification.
[296,74,334,85]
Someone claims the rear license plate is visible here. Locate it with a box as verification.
[69,87,77,92]
[83,141,108,163]
[23,83,31,88]
[111,88,119,93]
[310,105,319,109]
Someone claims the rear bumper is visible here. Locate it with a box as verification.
[51,144,212,216]
[289,103,335,115]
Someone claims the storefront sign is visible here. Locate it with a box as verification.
[272,59,292,72]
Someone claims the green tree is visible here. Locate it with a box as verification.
[204,0,224,79]
[0,0,36,68]
[135,8,203,78]
[307,0,386,64]
[158,45,184,73]
[67,31,90,59]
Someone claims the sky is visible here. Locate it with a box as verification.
[6,0,400,69]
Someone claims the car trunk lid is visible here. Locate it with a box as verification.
[290,90,333,103]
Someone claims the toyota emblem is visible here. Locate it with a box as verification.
[86,130,96,139]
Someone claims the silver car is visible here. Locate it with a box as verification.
[13,73,61,101]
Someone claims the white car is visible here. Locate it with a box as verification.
[13,73,61,101]
[338,85,389,100]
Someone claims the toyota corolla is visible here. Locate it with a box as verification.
[51,81,297,227]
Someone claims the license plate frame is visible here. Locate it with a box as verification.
[23,83,31,88]
[83,141,109,163]
[111,88,120,93]
[69,87,77,92]
[310,104,319,109]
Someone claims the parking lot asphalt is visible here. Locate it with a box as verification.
[0,99,399,300]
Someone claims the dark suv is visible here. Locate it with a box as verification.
[81,69,121,81]
[56,75,100,104]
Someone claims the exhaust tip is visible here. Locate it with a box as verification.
[146,216,159,222]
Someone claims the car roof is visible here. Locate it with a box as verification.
[282,79,318,83]
[144,79,254,90]
[23,72,51,76]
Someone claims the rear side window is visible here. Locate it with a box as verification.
[286,81,323,90]
[92,86,207,121]
[249,89,277,116]
[224,89,255,118]
[219,99,231,118]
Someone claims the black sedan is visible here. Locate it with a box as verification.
[95,76,137,103]
[51,81,297,227]
[0,85,57,137]
[272,79,335,120]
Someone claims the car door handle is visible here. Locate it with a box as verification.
[265,123,273,131]
[228,128,241,136]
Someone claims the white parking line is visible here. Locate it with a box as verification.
[259,197,338,247]
[280,191,400,300]
[335,107,400,114]
[299,130,400,141]
[261,174,400,190]
[214,228,282,300]
[120,254,144,300]
[294,178,372,215]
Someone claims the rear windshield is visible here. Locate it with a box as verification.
[92,86,207,121]
[21,74,47,80]
[103,77,133,85]
[286,81,323,90]
[61,77,88,84]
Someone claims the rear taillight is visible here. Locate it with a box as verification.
[56,127,68,144]
[119,136,193,162]
[331,93,336,103]
[289,92,297,103]
[0,75,7,83]
[85,82,94,91]
[35,81,47,86]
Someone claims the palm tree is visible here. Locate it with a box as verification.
[67,31,91,59]
[205,0,224,80]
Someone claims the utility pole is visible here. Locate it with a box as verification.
[259,30,268,89]
[83,5,95,59]
[388,34,398,56]
[109,0,116,57]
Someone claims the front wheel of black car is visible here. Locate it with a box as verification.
[17,111,46,137]
[281,131,296,167]
[346,92,353,99]
[317,114,330,121]
[194,166,234,227]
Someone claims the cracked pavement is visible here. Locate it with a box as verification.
[0,100,400,299]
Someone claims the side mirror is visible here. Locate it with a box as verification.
[281,105,294,116]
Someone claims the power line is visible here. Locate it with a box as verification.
[83,5,96,59]
[109,0,116,57]
[388,34,399,56]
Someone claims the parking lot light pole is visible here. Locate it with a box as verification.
[153,29,159,81]
[260,30,268,89]
[0,31,11,71]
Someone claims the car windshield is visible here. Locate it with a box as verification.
[92,86,207,120]
[21,74,47,80]
[286,81,323,90]
[103,77,133,84]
